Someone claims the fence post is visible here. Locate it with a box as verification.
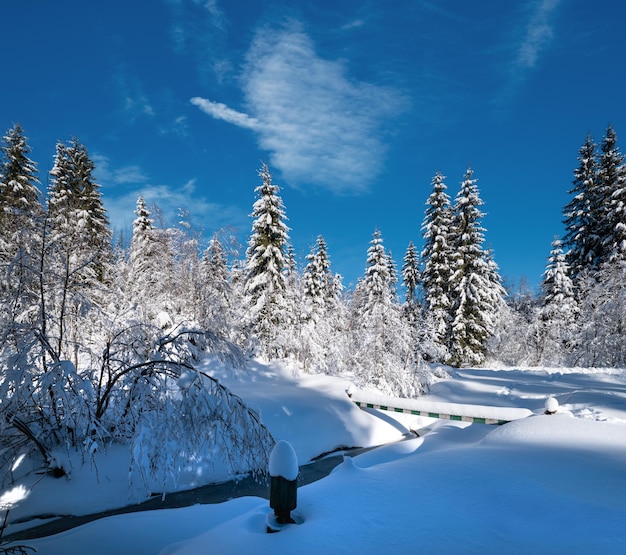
[267,440,298,532]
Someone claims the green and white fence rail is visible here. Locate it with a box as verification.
[347,388,533,425]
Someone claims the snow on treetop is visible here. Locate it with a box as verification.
[269,440,298,480]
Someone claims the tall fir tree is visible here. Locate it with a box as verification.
[597,125,626,262]
[48,138,113,283]
[0,124,44,325]
[350,230,419,396]
[300,235,346,373]
[542,239,577,312]
[127,196,176,321]
[421,171,453,348]
[243,164,291,358]
[46,138,113,361]
[129,195,158,277]
[536,238,578,365]
[386,250,398,303]
[169,209,204,321]
[199,234,237,341]
[447,168,501,367]
[0,124,43,238]
[401,241,420,309]
[401,239,442,369]
[359,229,392,308]
[303,235,338,317]
[563,134,602,281]
[573,259,626,367]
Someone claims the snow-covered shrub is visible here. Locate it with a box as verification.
[129,362,274,495]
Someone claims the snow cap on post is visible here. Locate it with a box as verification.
[269,440,298,480]
[545,396,559,415]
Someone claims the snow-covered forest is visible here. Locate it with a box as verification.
[1,122,626,546]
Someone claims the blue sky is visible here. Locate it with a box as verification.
[3,0,626,291]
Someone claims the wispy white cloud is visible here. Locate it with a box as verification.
[341,19,365,31]
[190,98,260,130]
[158,114,191,138]
[113,68,155,122]
[200,0,227,31]
[93,155,247,236]
[105,181,248,236]
[514,0,562,72]
[165,0,233,83]
[93,154,148,186]
[192,22,407,193]
[495,0,563,112]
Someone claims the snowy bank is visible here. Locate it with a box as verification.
[4,365,626,554]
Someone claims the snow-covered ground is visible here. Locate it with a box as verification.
[3,362,626,554]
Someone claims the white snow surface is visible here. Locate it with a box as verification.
[4,363,626,554]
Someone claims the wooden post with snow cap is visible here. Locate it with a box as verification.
[267,440,298,532]
[544,396,559,415]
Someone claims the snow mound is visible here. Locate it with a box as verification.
[483,414,626,455]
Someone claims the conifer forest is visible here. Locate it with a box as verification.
[1,122,625,484]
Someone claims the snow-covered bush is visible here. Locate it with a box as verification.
[129,362,274,496]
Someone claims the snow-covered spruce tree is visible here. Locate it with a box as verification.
[48,138,112,282]
[563,134,603,282]
[386,250,398,303]
[0,124,44,327]
[170,209,203,321]
[303,236,331,318]
[535,238,578,365]
[0,124,43,240]
[609,185,626,264]
[273,243,304,365]
[127,196,178,324]
[46,138,113,364]
[597,125,626,262]
[349,230,421,396]
[401,240,446,366]
[0,138,115,465]
[199,233,237,341]
[447,168,504,367]
[401,241,420,315]
[129,195,160,290]
[572,258,626,367]
[300,235,347,374]
[421,171,454,352]
[243,164,291,359]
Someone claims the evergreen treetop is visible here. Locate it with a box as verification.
[421,171,454,326]
[243,163,291,357]
[563,134,601,280]
[401,241,420,306]
[0,123,43,236]
[447,168,501,366]
[48,137,113,281]
[598,126,626,262]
